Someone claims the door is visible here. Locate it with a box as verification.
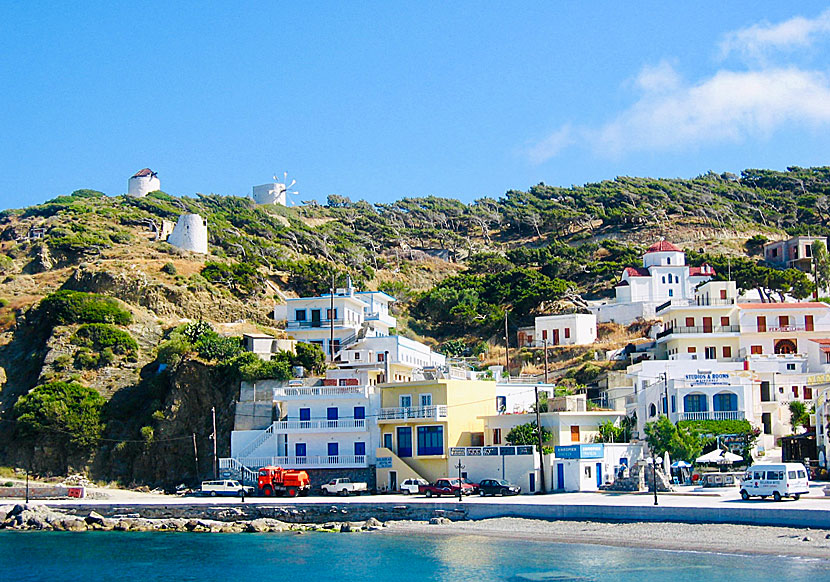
[557,464,565,490]
[397,427,412,457]
[552,329,560,345]
[529,473,536,493]
[570,425,580,443]
[596,463,603,488]
[389,471,397,492]
[327,442,339,460]
[295,442,306,459]
[702,317,713,333]
[327,407,338,427]
[299,408,311,428]
[311,309,322,327]
[383,433,393,449]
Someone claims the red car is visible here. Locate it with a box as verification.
[419,478,475,497]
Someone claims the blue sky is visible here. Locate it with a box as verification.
[2,2,830,208]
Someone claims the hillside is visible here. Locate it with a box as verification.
[0,165,826,486]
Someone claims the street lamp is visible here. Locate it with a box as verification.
[650,449,659,506]
[455,459,465,502]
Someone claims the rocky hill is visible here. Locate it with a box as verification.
[0,165,826,487]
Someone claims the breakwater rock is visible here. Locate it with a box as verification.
[0,504,394,533]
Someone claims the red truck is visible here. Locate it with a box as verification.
[418,477,475,498]
[257,466,311,497]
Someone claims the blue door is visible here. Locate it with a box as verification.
[557,464,565,490]
[327,442,339,458]
[354,406,365,427]
[596,463,603,488]
[529,472,536,493]
[354,441,366,458]
[299,408,311,428]
[397,427,412,457]
[295,443,306,458]
[327,407,338,427]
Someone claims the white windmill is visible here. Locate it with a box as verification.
[252,172,298,206]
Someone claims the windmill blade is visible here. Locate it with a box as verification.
[287,179,296,189]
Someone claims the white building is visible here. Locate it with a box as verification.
[242,333,296,361]
[590,241,714,324]
[167,213,208,254]
[337,335,447,384]
[279,278,396,359]
[532,313,596,347]
[128,168,160,198]
[252,182,287,206]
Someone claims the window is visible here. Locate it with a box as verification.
[721,316,730,327]
[354,406,365,420]
[354,352,361,360]
[750,345,763,355]
[671,395,676,413]
[493,428,502,445]
[684,394,708,412]
[687,346,697,353]
[720,289,727,300]
[542,329,548,340]
[648,403,657,417]
[400,395,412,408]
[779,315,789,328]
[327,442,339,457]
[704,346,716,360]
[420,393,432,407]
[805,387,813,400]
[667,257,672,265]
[299,408,311,424]
[295,443,306,457]
[570,425,581,442]
[669,289,673,297]
[326,308,338,320]
[723,346,732,359]
[417,426,444,456]
[713,392,737,412]
[686,317,695,328]
[383,433,393,449]
[792,386,799,398]
[806,315,815,332]
[311,309,322,327]
[564,328,571,339]
[662,276,666,284]
[757,316,766,332]
[377,353,385,362]
[354,442,366,457]
[294,309,307,321]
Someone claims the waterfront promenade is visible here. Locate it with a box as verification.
[33,482,830,529]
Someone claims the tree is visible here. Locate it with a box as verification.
[788,401,810,433]
[643,415,703,462]
[505,421,551,446]
[13,381,105,466]
[813,240,830,296]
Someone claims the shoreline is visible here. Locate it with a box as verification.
[383,518,830,560]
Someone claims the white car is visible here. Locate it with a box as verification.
[321,478,368,496]
[200,480,253,497]
[399,478,428,495]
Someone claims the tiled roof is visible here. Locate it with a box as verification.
[623,267,650,277]
[132,168,156,178]
[689,264,716,277]
[737,302,830,309]
[645,240,682,253]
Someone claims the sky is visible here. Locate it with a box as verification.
[2,2,830,208]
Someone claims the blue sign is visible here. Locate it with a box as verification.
[483,447,499,456]
[555,444,604,459]
[376,457,392,468]
[516,446,534,455]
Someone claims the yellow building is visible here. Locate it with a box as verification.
[375,379,495,489]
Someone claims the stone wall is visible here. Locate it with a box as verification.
[307,467,376,492]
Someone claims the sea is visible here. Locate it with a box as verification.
[1,530,829,581]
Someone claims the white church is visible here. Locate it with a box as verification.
[590,241,714,324]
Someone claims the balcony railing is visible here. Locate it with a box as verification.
[273,385,369,399]
[656,325,740,339]
[378,405,448,421]
[230,455,369,470]
[678,410,745,421]
[271,419,367,432]
[656,298,736,313]
[286,318,347,329]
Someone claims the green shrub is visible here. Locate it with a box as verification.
[13,381,105,452]
[293,342,326,375]
[71,323,138,355]
[195,334,243,361]
[39,290,132,325]
[201,261,260,295]
[161,262,177,276]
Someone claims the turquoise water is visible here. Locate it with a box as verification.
[1,530,829,581]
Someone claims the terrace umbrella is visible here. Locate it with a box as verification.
[696,450,742,465]
[664,451,671,472]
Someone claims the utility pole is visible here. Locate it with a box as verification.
[543,339,549,384]
[211,406,218,480]
[25,467,29,504]
[534,386,547,494]
[652,448,659,506]
[504,311,510,383]
[455,459,465,502]
[329,273,336,363]
[192,432,200,482]
[661,372,668,417]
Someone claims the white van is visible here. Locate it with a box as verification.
[739,463,809,501]
[200,480,252,497]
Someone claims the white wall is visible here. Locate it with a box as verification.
[128,174,160,197]
[167,214,208,254]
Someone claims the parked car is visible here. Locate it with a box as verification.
[461,478,480,494]
[321,478,368,496]
[399,478,429,495]
[200,480,253,497]
[740,463,809,501]
[419,478,475,497]
[478,478,521,496]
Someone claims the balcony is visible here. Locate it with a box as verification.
[656,325,740,339]
[678,410,745,421]
[656,298,736,313]
[273,385,370,399]
[378,405,448,422]
[271,419,368,432]
[232,455,369,469]
[286,318,347,330]
[364,311,397,327]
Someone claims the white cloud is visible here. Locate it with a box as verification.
[529,65,830,162]
[720,9,830,62]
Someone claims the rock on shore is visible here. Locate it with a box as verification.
[0,504,387,534]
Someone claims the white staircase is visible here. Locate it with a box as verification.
[236,423,276,459]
